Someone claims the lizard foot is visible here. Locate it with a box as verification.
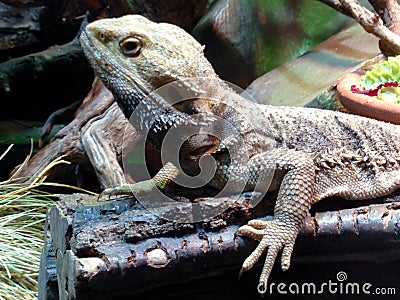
[236,219,298,294]
[97,180,156,201]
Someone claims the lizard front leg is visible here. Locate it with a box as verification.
[98,162,179,200]
[233,149,315,293]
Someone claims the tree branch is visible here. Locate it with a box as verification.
[318,0,400,55]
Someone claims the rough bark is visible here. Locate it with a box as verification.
[38,192,400,299]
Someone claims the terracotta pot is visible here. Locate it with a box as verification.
[336,70,400,124]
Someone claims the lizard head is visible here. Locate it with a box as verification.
[80,15,217,104]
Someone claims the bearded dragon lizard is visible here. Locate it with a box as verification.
[80,15,400,293]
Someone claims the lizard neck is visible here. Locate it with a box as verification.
[94,64,201,137]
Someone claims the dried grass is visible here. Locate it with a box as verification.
[0,144,95,299]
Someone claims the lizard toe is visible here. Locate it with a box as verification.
[240,238,269,273]
[247,219,270,229]
[236,224,264,240]
[97,187,115,201]
[258,244,280,292]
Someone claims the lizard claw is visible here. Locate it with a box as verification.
[97,186,130,201]
[236,219,298,294]
[238,267,244,280]
[97,187,114,201]
[258,282,267,295]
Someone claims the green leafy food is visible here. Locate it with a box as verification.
[377,86,400,103]
[360,55,400,90]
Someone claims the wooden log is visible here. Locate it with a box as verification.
[38,233,59,300]
[14,78,139,190]
[38,192,400,299]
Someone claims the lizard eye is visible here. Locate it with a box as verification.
[120,37,142,57]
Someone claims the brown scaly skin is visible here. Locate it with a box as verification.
[80,15,400,293]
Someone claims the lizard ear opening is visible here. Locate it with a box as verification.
[120,37,143,57]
